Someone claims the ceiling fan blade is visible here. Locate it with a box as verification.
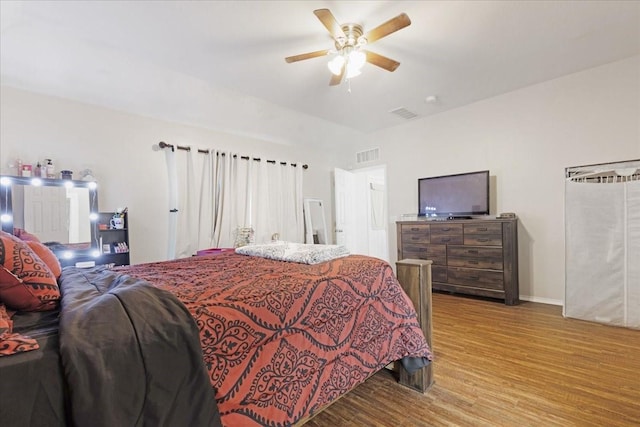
[314,9,346,40]
[365,51,401,72]
[285,49,330,63]
[364,13,411,44]
[329,64,345,86]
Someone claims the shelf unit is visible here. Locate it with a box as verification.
[97,211,130,267]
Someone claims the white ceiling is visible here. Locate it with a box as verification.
[1,1,639,146]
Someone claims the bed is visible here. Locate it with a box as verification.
[1,251,432,426]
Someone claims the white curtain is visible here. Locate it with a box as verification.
[164,148,304,258]
[164,149,178,260]
[197,151,214,249]
[565,169,640,329]
[175,149,197,259]
[210,152,230,248]
[252,161,304,243]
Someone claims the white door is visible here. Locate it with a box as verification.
[334,167,388,260]
[333,168,359,251]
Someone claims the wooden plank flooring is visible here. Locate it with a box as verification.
[305,292,640,426]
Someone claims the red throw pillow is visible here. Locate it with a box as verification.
[0,267,57,311]
[27,241,62,279]
[0,231,59,311]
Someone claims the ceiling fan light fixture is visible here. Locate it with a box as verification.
[348,50,366,71]
[345,66,361,79]
[328,55,345,75]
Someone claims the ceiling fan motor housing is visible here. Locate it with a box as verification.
[335,23,367,50]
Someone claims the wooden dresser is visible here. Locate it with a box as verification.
[396,218,519,305]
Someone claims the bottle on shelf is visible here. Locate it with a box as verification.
[45,159,55,178]
[21,164,32,177]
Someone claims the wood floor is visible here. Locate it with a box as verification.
[306,292,640,427]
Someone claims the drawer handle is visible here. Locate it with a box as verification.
[411,227,420,231]
[469,260,479,265]
[441,238,451,242]
[411,236,420,240]
[477,227,488,231]
[467,249,478,254]
[477,238,490,242]
[469,276,480,281]
[442,227,451,231]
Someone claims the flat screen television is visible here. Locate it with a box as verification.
[418,170,490,217]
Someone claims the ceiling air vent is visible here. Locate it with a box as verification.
[389,107,418,120]
[356,148,380,164]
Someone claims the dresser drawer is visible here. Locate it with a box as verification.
[430,223,463,244]
[447,268,504,290]
[402,244,447,264]
[464,235,502,246]
[401,224,430,244]
[428,245,447,265]
[432,234,463,245]
[448,246,503,270]
[402,244,429,260]
[463,223,503,246]
[431,223,463,235]
[402,233,430,245]
[463,223,502,235]
[432,265,448,283]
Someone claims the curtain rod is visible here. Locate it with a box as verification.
[566,158,640,171]
[566,158,640,180]
[157,141,308,169]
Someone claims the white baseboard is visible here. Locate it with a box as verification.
[520,295,563,306]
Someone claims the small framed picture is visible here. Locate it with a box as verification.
[102,244,111,254]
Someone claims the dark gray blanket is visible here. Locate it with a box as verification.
[58,267,221,427]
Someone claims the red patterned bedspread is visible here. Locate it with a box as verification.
[119,253,432,426]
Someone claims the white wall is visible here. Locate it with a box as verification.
[351,56,640,304]
[2,55,638,302]
[0,86,350,264]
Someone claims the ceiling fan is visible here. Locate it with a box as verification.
[285,9,411,86]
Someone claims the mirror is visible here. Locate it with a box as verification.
[304,198,328,244]
[0,175,99,255]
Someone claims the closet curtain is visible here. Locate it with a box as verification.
[564,162,640,329]
[164,149,304,259]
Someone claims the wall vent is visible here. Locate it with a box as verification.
[356,147,380,164]
[389,107,418,120]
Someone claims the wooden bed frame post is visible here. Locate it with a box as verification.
[396,259,434,393]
